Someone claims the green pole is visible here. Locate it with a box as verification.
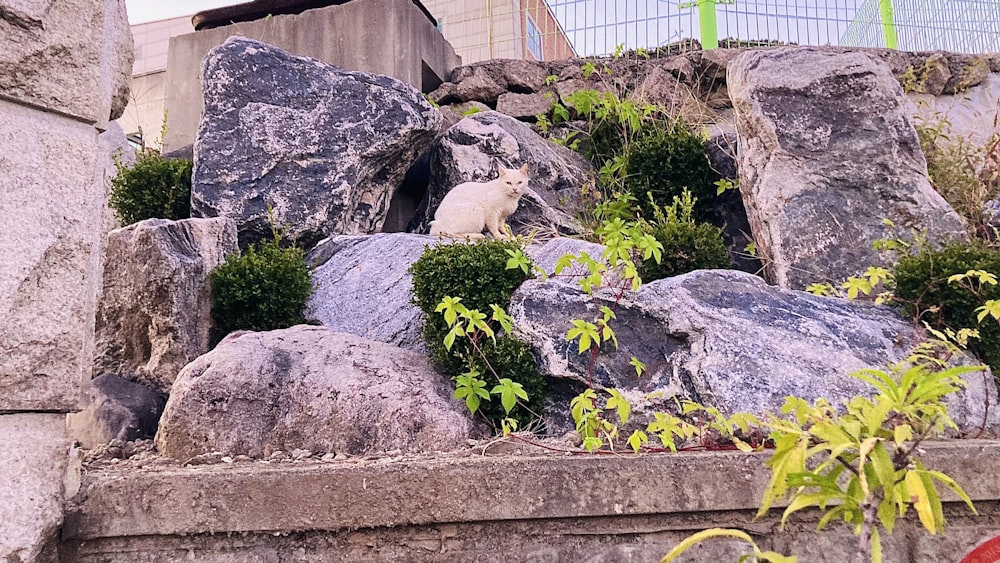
[879,0,898,49]
[699,0,719,50]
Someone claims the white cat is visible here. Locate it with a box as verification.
[429,164,529,240]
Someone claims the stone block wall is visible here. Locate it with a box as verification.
[0,0,133,559]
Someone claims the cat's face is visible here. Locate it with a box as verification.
[499,164,530,197]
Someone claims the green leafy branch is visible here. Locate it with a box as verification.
[436,296,530,432]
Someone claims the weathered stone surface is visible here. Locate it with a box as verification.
[0,413,72,562]
[496,91,554,119]
[452,72,507,105]
[729,47,967,289]
[61,440,1000,562]
[305,233,440,352]
[67,374,167,448]
[192,37,442,249]
[155,326,476,459]
[94,218,238,393]
[0,0,132,125]
[510,269,999,435]
[907,72,1000,149]
[447,59,549,97]
[411,111,591,236]
[101,0,133,123]
[502,59,550,93]
[0,100,102,411]
[630,64,687,109]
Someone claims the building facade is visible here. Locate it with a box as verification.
[421,0,575,62]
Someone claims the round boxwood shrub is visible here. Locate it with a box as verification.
[409,240,545,428]
[109,151,192,225]
[894,242,1000,373]
[640,191,731,282]
[210,237,313,340]
[626,121,719,223]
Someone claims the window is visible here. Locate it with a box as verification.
[526,14,542,60]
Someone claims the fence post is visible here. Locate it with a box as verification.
[698,0,719,50]
[879,0,898,49]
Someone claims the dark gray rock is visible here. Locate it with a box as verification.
[67,374,167,447]
[93,217,238,393]
[703,124,761,274]
[496,91,554,120]
[411,111,592,237]
[155,326,478,459]
[509,269,999,436]
[630,64,687,110]
[454,70,507,107]
[729,47,967,289]
[304,233,441,352]
[191,37,442,249]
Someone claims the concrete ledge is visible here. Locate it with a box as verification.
[64,440,1000,543]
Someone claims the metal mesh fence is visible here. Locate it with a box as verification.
[842,0,1000,53]
[422,0,999,65]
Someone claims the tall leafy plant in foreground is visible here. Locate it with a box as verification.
[662,351,980,562]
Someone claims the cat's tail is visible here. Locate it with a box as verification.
[428,220,440,236]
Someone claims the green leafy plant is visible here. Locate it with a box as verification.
[210,230,313,339]
[665,349,982,563]
[108,150,192,225]
[409,239,545,427]
[894,242,1000,374]
[625,119,720,222]
[640,190,731,282]
[756,357,979,562]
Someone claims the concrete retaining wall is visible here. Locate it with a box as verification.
[162,0,461,153]
[62,441,1000,562]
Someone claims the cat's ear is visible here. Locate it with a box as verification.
[518,163,528,175]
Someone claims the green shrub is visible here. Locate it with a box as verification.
[109,151,192,225]
[409,240,545,427]
[625,120,719,222]
[210,237,313,339]
[640,191,731,282]
[894,242,1000,372]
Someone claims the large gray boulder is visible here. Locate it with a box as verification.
[411,111,592,236]
[192,37,442,249]
[728,47,967,289]
[94,218,238,393]
[305,233,440,352]
[510,269,999,436]
[155,326,477,459]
